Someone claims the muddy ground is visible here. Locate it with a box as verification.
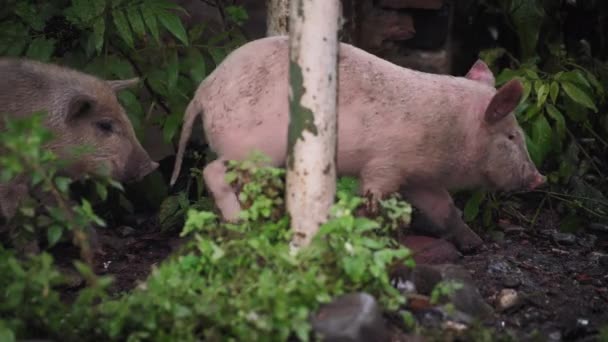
[48,165,608,341]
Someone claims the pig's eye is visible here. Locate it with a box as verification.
[508,133,516,140]
[95,120,114,134]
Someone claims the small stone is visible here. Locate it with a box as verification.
[119,226,137,237]
[503,225,525,234]
[442,320,468,333]
[495,289,519,312]
[548,331,562,342]
[311,292,389,342]
[552,232,576,245]
[588,223,608,233]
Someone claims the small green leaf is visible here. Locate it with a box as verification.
[92,17,106,54]
[0,325,15,342]
[561,82,597,112]
[534,81,548,108]
[183,48,206,84]
[464,190,486,222]
[47,225,63,246]
[167,50,179,90]
[157,10,189,45]
[530,113,553,165]
[127,7,146,38]
[95,182,108,201]
[546,104,566,140]
[113,9,134,49]
[549,81,559,104]
[520,80,532,105]
[55,176,72,193]
[163,112,182,143]
[25,38,56,62]
[141,5,161,44]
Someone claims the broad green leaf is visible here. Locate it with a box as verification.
[510,0,544,62]
[545,104,566,140]
[15,2,46,31]
[530,114,553,165]
[47,225,63,246]
[525,69,540,80]
[561,82,598,112]
[157,10,189,45]
[167,50,179,91]
[520,79,532,105]
[549,81,559,104]
[209,47,226,66]
[141,5,161,44]
[163,112,182,142]
[113,9,134,49]
[524,130,542,167]
[534,81,548,108]
[25,38,56,62]
[105,56,135,79]
[183,48,206,84]
[127,7,146,38]
[0,325,15,342]
[55,176,72,193]
[92,17,106,54]
[559,70,592,91]
[520,103,540,123]
[95,182,108,201]
[495,68,520,87]
[464,190,486,222]
[583,69,604,96]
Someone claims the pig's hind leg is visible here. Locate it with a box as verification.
[203,158,243,222]
[403,186,483,253]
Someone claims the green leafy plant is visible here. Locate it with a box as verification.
[0,113,121,263]
[464,0,608,230]
[0,156,416,341]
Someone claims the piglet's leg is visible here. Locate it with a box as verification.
[359,160,404,214]
[203,158,242,222]
[402,186,483,253]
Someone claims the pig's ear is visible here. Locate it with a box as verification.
[465,59,495,87]
[66,94,96,122]
[107,77,139,92]
[484,79,523,124]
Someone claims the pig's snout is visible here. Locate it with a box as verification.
[123,151,159,183]
[528,171,546,190]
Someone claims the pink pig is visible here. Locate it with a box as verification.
[171,36,545,252]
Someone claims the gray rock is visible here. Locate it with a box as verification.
[311,292,389,342]
[588,223,608,233]
[552,232,577,245]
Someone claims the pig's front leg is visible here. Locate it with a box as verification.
[203,158,242,222]
[403,186,483,253]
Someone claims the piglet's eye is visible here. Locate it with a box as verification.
[96,120,114,133]
[508,133,515,140]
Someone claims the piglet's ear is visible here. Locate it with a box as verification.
[484,79,523,124]
[465,59,495,87]
[66,94,95,122]
[107,77,139,92]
